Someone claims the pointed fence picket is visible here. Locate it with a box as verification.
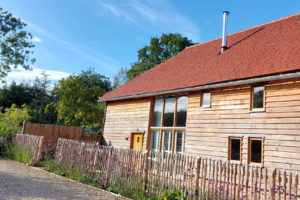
[55,138,299,200]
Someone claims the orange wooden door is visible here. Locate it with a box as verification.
[131,133,143,150]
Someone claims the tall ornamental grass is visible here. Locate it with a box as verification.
[5,143,32,164]
[4,135,42,165]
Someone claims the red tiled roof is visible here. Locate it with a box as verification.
[101,13,300,101]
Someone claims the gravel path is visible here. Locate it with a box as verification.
[0,159,127,200]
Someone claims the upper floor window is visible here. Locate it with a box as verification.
[152,96,188,127]
[201,92,211,107]
[251,86,265,111]
[150,95,187,154]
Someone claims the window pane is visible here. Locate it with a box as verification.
[176,96,188,127]
[150,130,160,152]
[230,139,241,161]
[152,98,163,126]
[250,139,262,163]
[253,87,264,109]
[175,131,185,154]
[163,97,175,127]
[162,130,173,154]
[202,92,211,106]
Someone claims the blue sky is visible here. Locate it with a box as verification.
[1,0,300,85]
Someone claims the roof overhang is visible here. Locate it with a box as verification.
[100,71,300,102]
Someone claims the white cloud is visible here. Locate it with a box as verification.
[99,2,136,23]
[5,66,71,87]
[98,0,201,42]
[128,1,158,24]
[31,36,42,43]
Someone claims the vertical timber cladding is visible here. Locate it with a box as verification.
[103,98,151,149]
[185,78,300,172]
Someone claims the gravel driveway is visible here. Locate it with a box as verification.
[0,159,127,200]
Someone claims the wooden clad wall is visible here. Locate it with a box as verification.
[103,98,151,149]
[185,78,300,172]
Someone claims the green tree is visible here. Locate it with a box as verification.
[27,72,58,124]
[0,7,35,81]
[49,68,111,127]
[32,71,51,123]
[126,33,193,80]
[0,73,57,124]
[0,82,34,111]
[113,67,128,89]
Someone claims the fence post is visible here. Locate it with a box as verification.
[295,174,298,200]
[270,168,276,199]
[194,157,201,198]
[105,147,113,187]
[92,146,99,172]
[144,150,150,191]
[22,121,27,134]
[36,136,44,165]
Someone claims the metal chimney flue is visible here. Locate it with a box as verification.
[221,11,230,54]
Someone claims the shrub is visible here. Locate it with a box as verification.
[157,190,186,200]
[0,124,16,156]
[0,104,30,156]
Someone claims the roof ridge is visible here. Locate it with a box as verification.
[186,12,300,50]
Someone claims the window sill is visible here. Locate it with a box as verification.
[245,134,265,138]
[248,162,263,167]
[200,107,212,111]
[229,160,242,164]
[249,111,266,115]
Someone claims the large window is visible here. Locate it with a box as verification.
[248,138,263,165]
[251,86,265,111]
[150,96,187,154]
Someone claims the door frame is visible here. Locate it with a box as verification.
[130,132,145,150]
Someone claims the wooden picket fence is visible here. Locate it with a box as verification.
[14,134,44,165]
[55,138,299,200]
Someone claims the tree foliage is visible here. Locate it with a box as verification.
[49,68,111,127]
[113,67,128,89]
[0,82,34,111]
[0,72,57,124]
[0,104,31,155]
[126,33,193,80]
[0,7,35,81]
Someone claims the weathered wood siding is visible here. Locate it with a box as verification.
[103,98,151,149]
[103,78,300,172]
[185,78,300,171]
